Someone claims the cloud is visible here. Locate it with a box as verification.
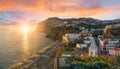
[0,10,43,24]
[0,0,120,20]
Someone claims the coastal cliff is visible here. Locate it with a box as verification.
[36,17,120,39]
[36,17,120,33]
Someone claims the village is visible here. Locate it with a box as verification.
[57,25,120,69]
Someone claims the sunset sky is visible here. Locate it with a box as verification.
[0,0,120,24]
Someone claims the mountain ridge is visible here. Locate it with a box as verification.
[36,17,120,32]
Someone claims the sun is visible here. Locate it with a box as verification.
[21,24,30,32]
[18,24,35,33]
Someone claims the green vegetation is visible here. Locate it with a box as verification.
[57,48,64,57]
[103,25,112,38]
[71,55,120,69]
[71,62,110,69]
[78,23,104,29]
[64,42,76,51]
[92,30,103,37]
[36,21,55,33]
[36,17,120,39]
[46,26,81,40]
[36,17,120,33]
[111,26,120,37]
[36,17,61,33]
[73,55,111,63]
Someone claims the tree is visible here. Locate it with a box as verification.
[103,25,112,38]
[72,55,120,69]
[111,26,120,37]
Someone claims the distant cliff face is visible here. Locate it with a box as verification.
[36,17,64,33]
[36,17,120,33]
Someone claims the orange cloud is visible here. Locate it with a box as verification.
[0,0,120,19]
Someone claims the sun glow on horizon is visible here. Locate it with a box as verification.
[19,24,35,34]
[21,25,30,33]
[21,24,30,56]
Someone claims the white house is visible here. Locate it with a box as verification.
[109,48,120,55]
[62,33,81,43]
[88,37,98,57]
[84,37,91,44]
[89,46,98,57]
[98,35,103,40]
[76,43,88,49]
[99,39,119,51]
[106,43,115,51]
[109,48,115,55]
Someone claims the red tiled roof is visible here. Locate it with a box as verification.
[81,52,88,57]
[110,48,115,51]
[103,40,108,44]
[118,48,120,51]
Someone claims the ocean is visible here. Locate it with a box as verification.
[0,30,53,69]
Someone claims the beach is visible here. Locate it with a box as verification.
[9,41,63,69]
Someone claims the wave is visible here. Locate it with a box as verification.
[9,41,57,69]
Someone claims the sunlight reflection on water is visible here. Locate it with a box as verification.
[0,30,53,69]
[23,32,30,57]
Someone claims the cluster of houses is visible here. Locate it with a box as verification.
[98,35,120,55]
[62,29,98,57]
[58,28,120,69]
[58,29,98,69]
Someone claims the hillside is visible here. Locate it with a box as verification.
[36,17,63,32]
[36,17,120,33]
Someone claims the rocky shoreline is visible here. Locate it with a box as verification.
[9,41,63,69]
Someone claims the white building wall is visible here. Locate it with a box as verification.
[88,37,98,57]
[109,50,115,55]
[76,43,87,49]
[65,34,80,42]
[106,44,115,51]
[89,47,98,57]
